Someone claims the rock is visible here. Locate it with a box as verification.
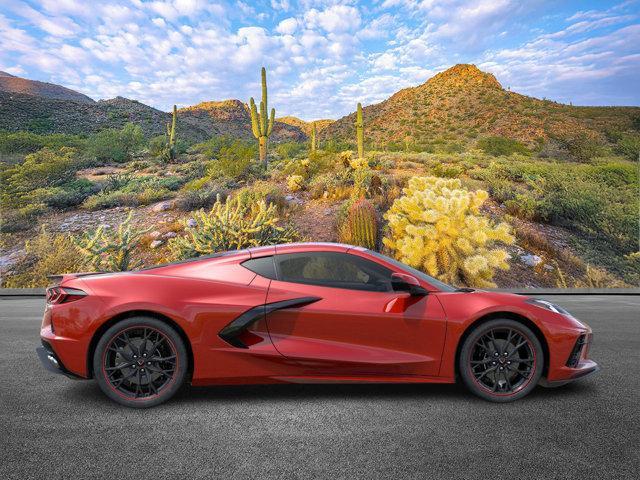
[543,264,554,271]
[285,195,295,201]
[149,230,162,239]
[186,219,197,228]
[163,231,177,239]
[152,200,174,212]
[150,240,164,249]
[520,254,542,267]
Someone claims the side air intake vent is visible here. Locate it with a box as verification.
[566,334,587,368]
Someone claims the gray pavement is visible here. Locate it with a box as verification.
[1,295,639,479]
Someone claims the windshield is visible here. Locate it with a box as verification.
[365,250,457,292]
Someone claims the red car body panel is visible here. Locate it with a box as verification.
[40,243,597,388]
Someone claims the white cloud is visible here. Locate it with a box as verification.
[271,0,291,11]
[0,0,636,118]
[305,5,361,33]
[8,2,80,37]
[276,17,298,35]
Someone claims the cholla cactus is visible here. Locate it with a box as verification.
[73,211,148,271]
[249,67,275,167]
[168,195,298,259]
[287,174,304,192]
[340,199,377,249]
[383,176,514,287]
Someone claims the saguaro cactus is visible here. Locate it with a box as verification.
[355,102,364,160]
[250,67,275,167]
[310,122,317,152]
[165,104,177,161]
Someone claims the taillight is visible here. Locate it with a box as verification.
[46,286,87,304]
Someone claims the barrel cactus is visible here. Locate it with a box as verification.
[340,199,378,249]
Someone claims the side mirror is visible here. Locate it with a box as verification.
[391,273,428,296]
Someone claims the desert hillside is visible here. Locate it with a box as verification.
[0,74,305,143]
[322,64,639,151]
[277,116,334,135]
[0,71,94,104]
[179,100,306,142]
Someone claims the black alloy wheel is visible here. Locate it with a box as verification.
[460,319,544,402]
[94,317,187,408]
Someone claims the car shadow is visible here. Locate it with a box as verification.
[63,377,597,407]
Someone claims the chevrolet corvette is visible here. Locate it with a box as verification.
[37,242,598,407]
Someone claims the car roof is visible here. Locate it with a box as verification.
[248,242,357,257]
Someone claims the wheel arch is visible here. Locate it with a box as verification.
[454,311,550,379]
[86,310,194,380]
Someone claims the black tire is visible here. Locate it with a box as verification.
[93,317,188,408]
[459,319,544,402]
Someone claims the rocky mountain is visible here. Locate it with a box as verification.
[179,100,306,142]
[321,64,640,148]
[277,116,334,135]
[0,71,94,104]
[0,74,305,143]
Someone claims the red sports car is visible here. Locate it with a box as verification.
[37,242,598,407]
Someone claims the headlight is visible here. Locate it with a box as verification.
[526,298,570,315]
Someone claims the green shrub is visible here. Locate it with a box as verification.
[615,133,640,160]
[213,140,257,178]
[31,178,98,209]
[556,132,602,162]
[0,131,87,154]
[276,141,306,160]
[504,193,540,220]
[2,228,86,287]
[0,203,47,233]
[88,123,144,163]
[0,147,82,209]
[148,135,167,157]
[432,163,463,178]
[82,187,172,210]
[192,136,236,158]
[175,189,228,212]
[478,136,529,156]
[234,181,286,211]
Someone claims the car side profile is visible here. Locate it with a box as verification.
[37,242,598,407]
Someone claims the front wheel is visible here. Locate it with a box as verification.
[93,317,188,408]
[459,319,544,402]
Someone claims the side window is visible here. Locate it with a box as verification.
[275,252,393,292]
[242,256,277,279]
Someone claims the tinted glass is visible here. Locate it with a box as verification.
[242,256,277,279]
[275,252,393,292]
[365,250,456,292]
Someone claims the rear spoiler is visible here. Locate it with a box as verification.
[47,272,108,285]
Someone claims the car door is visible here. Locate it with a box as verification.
[264,251,447,377]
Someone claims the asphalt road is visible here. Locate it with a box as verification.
[1,295,638,480]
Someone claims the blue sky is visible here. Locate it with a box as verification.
[0,0,638,120]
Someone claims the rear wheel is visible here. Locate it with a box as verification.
[459,319,543,402]
[93,317,187,408]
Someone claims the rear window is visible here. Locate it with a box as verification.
[242,256,277,279]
